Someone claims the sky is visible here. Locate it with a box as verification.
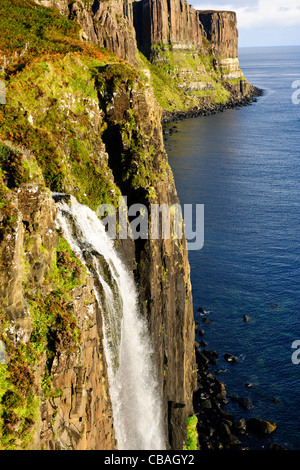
[191,0,300,47]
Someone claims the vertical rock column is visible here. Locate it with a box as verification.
[133,0,203,55]
[99,70,197,449]
[198,10,244,80]
[34,0,138,65]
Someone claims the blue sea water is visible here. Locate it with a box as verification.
[165,46,300,450]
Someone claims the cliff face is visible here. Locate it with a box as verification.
[33,0,257,114]
[198,10,238,58]
[0,0,196,450]
[134,0,241,71]
[134,0,204,55]
[198,10,242,81]
[0,182,116,450]
[133,0,257,114]
[0,0,258,451]
[35,0,137,65]
[101,74,196,447]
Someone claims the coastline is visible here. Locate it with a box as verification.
[161,86,264,124]
[194,317,286,451]
[163,73,297,449]
[162,91,287,451]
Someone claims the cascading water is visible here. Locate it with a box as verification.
[54,194,166,450]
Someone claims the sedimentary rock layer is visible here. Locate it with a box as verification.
[0,9,196,446]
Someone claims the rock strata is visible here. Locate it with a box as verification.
[133,0,204,55]
[0,179,116,450]
[0,0,264,452]
[246,418,277,435]
[133,0,263,116]
[0,15,196,447]
[198,11,238,59]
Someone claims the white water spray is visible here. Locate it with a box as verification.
[54,194,166,450]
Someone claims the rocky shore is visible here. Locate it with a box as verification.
[161,86,264,124]
[193,317,286,451]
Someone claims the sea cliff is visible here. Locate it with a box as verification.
[0,0,256,451]
[133,0,261,119]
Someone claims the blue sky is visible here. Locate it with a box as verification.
[191,0,300,47]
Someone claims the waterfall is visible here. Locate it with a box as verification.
[54,194,166,450]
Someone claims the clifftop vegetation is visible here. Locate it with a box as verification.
[0,0,147,210]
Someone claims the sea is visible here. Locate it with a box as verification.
[164,46,300,450]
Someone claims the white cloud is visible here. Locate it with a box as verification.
[192,0,300,29]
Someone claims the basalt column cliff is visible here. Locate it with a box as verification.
[0,0,196,450]
[133,0,259,116]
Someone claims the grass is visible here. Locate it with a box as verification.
[0,0,155,212]
[0,337,38,450]
[25,235,86,359]
[0,0,134,211]
[0,52,125,209]
[137,43,237,112]
[137,51,190,112]
[183,415,198,450]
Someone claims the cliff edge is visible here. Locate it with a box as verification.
[133,0,261,118]
[34,0,261,118]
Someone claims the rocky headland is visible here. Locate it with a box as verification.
[133,0,262,119]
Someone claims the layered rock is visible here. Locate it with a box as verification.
[198,10,242,80]
[0,179,116,450]
[0,13,196,446]
[133,0,242,75]
[199,10,238,59]
[33,0,256,113]
[0,0,259,452]
[96,65,197,449]
[34,275,117,450]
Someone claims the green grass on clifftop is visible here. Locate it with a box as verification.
[0,0,106,64]
[0,0,144,210]
[137,44,232,113]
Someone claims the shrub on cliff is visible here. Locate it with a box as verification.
[184,415,198,450]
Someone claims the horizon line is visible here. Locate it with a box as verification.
[239,44,300,48]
